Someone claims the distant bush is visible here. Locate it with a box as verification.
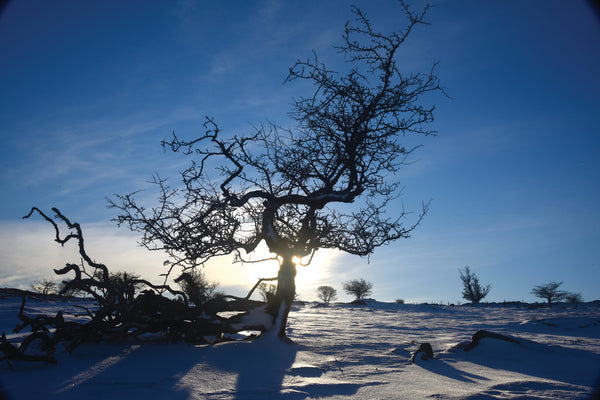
[564,292,583,304]
[30,279,57,295]
[316,285,337,303]
[531,281,567,307]
[343,279,373,300]
[459,266,490,304]
[395,299,405,304]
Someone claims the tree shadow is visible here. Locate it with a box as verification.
[2,342,202,399]
[183,330,384,399]
[52,339,297,399]
[414,358,490,383]
[201,337,368,399]
[200,337,298,399]
[3,336,366,399]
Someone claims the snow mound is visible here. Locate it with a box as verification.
[441,330,600,392]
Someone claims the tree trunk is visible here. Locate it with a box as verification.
[267,257,296,339]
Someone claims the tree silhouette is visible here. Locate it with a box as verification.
[459,266,490,304]
[343,279,373,300]
[110,1,442,339]
[317,285,337,303]
[30,279,57,296]
[531,281,567,307]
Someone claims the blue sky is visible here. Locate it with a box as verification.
[1,0,599,303]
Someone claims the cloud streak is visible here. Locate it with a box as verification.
[0,220,167,289]
[0,218,348,301]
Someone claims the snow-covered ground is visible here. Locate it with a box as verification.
[1,294,599,399]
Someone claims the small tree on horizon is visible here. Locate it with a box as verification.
[343,279,373,300]
[459,266,491,304]
[531,281,567,307]
[317,285,337,303]
[30,279,57,295]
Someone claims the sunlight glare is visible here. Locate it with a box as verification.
[204,246,343,301]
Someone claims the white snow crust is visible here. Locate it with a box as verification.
[1,295,599,399]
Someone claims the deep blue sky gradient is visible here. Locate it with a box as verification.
[1,0,598,303]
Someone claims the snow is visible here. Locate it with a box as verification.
[1,295,599,399]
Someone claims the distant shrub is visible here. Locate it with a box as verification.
[343,279,373,300]
[316,285,337,303]
[30,279,57,295]
[564,292,583,304]
[531,281,567,307]
[459,266,490,304]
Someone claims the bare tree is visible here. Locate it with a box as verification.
[4,207,268,364]
[343,279,373,300]
[317,285,337,303]
[110,1,442,339]
[459,266,491,304]
[531,281,567,307]
[30,279,57,296]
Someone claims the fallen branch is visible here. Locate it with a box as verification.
[1,208,273,364]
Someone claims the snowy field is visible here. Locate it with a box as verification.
[1,294,600,399]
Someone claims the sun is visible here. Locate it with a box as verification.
[207,246,340,301]
[294,262,321,289]
[239,253,328,291]
[293,252,340,295]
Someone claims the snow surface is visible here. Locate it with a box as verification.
[1,295,600,399]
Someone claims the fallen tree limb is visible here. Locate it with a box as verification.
[1,208,273,364]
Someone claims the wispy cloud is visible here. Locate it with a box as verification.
[0,220,167,289]
[0,103,206,224]
[0,218,344,301]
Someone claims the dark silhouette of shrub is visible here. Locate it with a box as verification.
[343,279,373,300]
[459,266,490,304]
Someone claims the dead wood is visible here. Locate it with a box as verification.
[0,208,272,364]
[463,330,520,352]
